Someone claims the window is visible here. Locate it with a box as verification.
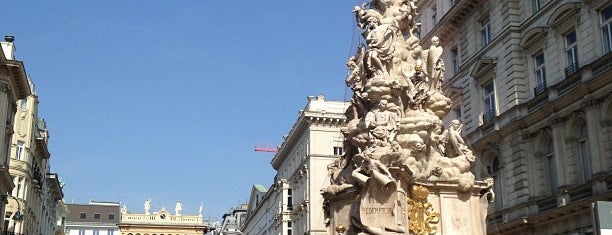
[108,230,114,235]
[333,147,343,156]
[545,140,558,193]
[93,229,100,235]
[532,0,541,13]
[451,48,459,74]
[79,229,86,235]
[108,213,115,220]
[20,99,27,111]
[453,107,462,121]
[578,123,592,182]
[489,157,502,210]
[601,5,612,53]
[533,52,547,95]
[564,30,579,75]
[432,6,437,24]
[94,213,101,220]
[287,188,293,210]
[287,221,293,235]
[483,81,496,122]
[481,16,491,46]
[79,212,86,219]
[15,141,25,161]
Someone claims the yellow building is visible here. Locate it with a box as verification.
[119,200,210,235]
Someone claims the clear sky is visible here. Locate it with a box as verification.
[2,1,364,220]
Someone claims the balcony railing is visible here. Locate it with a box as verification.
[565,62,579,77]
[482,109,496,123]
[533,82,547,96]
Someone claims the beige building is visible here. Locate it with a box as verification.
[4,68,65,235]
[119,199,210,235]
[417,0,612,234]
[2,36,63,234]
[242,95,348,235]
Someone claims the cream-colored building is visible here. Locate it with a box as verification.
[242,95,348,235]
[1,35,66,235]
[119,199,210,235]
[417,0,612,234]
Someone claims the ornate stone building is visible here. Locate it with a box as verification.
[0,36,32,234]
[118,199,211,235]
[216,204,246,235]
[5,80,65,235]
[1,35,65,235]
[242,95,348,235]
[417,0,612,234]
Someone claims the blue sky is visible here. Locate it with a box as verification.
[2,1,364,219]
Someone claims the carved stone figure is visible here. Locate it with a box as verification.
[175,200,183,215]
[426,36,444,92]
[323,1,488,234]
[144,198,151,215]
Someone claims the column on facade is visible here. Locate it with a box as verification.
[550,117,570,206]
[583,100,606,193]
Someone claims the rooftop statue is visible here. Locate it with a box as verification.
[322,1,491,234]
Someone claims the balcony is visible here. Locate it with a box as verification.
[591,51,612,76]
[482,109,496,123]
[533,82,547,96]
[564,62,579,77]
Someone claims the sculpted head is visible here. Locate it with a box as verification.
[431,36,440,46]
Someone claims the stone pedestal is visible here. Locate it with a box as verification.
[423,181,490,235]
[325,181,490,235]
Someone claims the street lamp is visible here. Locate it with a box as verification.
[4,194,23,221]
[3,194,24,235]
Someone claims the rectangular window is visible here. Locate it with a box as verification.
[93,229,100,235]
[287,188,293,210]
[79,212,86,219]
[94,213,101,220]
[532,0,541,13]
[333,147,343,156]
[451,48,459,74]
[108,229,114,235]
[481,16,491,46]
[601,5,612,53]
[432,6,437,24]
[287,221,293,235]
[533,52,547,95]
[20,99,27,111]
[79,229,85,235]
[564,30,579,75]
[108,213,115,220]
[483,82,496,122]
[15,141,25,161]
[453,107,462,121]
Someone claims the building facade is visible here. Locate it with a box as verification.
[4,80,65,235]
[118,199,210,235]
[0,36,33,234]
[242,95,348,235]
[65,201,121,235]
[242,185,276,235]
[417,0,612,234]
[216,204,247,235]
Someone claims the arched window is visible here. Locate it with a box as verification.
[578,123,592,182]
[545,139,558,194]
[488,157,503,210]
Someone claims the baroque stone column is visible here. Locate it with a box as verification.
[322,1,491,234]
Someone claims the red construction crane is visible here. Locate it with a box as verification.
[254,144,278,153]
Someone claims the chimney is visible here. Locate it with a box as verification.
[1,35,16,60]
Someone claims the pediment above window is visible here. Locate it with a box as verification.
[520,27,549,50]
[548,2,582,29]
[470,57,497,79]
